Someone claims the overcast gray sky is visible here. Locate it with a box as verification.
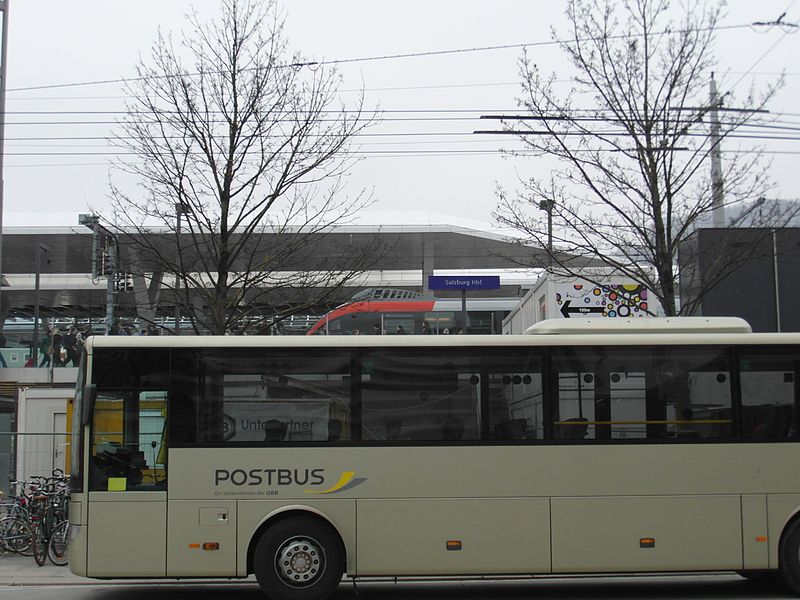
[5,0,799,229]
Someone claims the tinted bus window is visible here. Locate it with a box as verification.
[551,348,650,441]
[89,348,170,491]
[483,350,544,440]
[550,347,733,441]
[360,349,481,442]
[660,347,733,439]
[93,348,170,389]
[170,348,353,444]
[740,348,799,438]
[89,390,167,491]
[359,348,543,442]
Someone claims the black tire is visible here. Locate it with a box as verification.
[780,518,800,594]
[0,517,32,555]
[47,520,69,566]
[32,526,47,567]
[253,516,344,600]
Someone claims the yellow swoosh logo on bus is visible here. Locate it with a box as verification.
[305,471,367,495]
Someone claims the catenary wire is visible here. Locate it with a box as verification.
[5,22,764,93]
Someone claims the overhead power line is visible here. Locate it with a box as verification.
[9,70,800,103]
[8,148,800,169]
[6,22,764,94]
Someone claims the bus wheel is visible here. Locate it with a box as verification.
[253,516,344,600]
[780,518,800,594]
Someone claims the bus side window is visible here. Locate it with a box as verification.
[173,348,353,444]
[360,349,485,442]
[660,348,733,440]
[485,352,544,441]
[89,390,167,491]
[168,393,196,444]
[550,350,601,441]
[739,349,798,439]
[550,347,734,442]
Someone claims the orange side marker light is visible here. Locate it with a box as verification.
[755,536,768,543]
[203,542,220,551]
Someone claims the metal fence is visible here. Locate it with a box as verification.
[0,432,71,496]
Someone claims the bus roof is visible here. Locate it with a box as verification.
[84,321,800,352]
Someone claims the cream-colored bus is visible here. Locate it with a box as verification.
[68,318,800,600]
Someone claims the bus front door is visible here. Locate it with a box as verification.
[86,391,168,577]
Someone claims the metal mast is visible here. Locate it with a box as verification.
[0,1,9,321]
[709,73,725,227]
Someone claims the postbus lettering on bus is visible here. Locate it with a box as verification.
[214,468,326,487]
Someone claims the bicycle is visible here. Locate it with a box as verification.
[0,514,33,555]
[46,519,69,566]
[0,471,70,564]
[28,472,70,566]
[0,480,33,555]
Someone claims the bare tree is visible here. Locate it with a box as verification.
[492,0,797,316]
[108,0,381,334]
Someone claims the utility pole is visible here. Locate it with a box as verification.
[105,237,117,335]
[709,73,725,227]
[0,1,10,329]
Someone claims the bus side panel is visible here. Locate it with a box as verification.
[67,497,87,577]
[237,499,356,578]
[356,498,550,576]
[167,500,237,576]
[551,496,742,572]
[741,494,769,570]
[86,492,167,577]
[767,494,800,570]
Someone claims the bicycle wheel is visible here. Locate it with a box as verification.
[47,520,69,566]
[32,524,47,567]
[0,517,33,555]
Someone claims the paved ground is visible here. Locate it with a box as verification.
[0,553,81,585]
[0,552,255,586]
[0,566,793,600]
[0,554,792,600]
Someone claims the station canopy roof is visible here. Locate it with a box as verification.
[0,214,594,322]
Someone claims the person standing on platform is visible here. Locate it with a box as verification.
[63,327,77,366]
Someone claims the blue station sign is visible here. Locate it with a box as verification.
[428,275,501,291]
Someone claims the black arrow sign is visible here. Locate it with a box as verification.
[560,300,606,318]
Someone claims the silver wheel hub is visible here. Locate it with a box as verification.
[276,537,324,586]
